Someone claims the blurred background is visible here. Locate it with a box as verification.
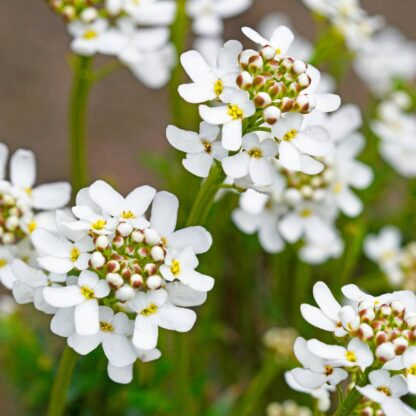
[1,1,416,414]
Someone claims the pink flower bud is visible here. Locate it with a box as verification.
[130,274,143,289]
[260,45,276,60]
[131,230,144,243]
[254,92,272,108]
[376,342,396,362]
[146,275,163,290]
[263,106,281,125]
[393,336,408,354]
[375,330,388,345]
[95,235,109,250]
[391,300,405,316]
[106,272,123,289]
[358,323,374,341]
[144,263,157,276]
[106,260,120,273]
[236,71,253,90]
[112,235,124,249]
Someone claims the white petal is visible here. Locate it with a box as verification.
[178,82,216,104]
[279,213,303,243]
[166,125,205,153]
[314,93,341,112]
[43,286,83,308]
[133,315,158,350]
[199,105,230,125]
[249,158,274,186]
[50,307,75,337]
[102,334,137,367]
[168,226,212,254]
[89,180,125,217]
[157,304,196,332]
[313,281,341,322]
[126,185,156,217]
[241,26,268,46]
[165,281,207,307]
[10,149,36,189]
[31,229,72,257]
[150,191,178,237]
[180,50,212,82]
[32,183,71,210]
[279,141,302,171]
[68,332,101,355]
[270,26,295,54]
[300,304,336,331]
[179,269,214,292]
[78,270,99,288]
[222,153,250,179]
[75,299,99,335]
[183,152,214,178]
[222,119,243,151]
[107,363,133,384]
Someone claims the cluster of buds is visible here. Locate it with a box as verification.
[263,326,298,358]
[237,46,314,124]
[286,282,416,415]
[0,184,34,245]
[47,0,105,21]
[266,400,312,416]
[89,223,169,302]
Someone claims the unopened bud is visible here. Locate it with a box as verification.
[115,284,135,301]
[106,260,120,273]
[375,330,388,345]
[391,300,405,316]
[146,274,163,290]
[280,97,294,112]
[117,222,133,237]
[91,251,106,268]
[248,54,263,71]
[137,247,149,258]
[293,60,307,74]
[260,45,276,60]
[95,235,109,250]
[280,57,293,71]
[376,342,395,362]
[130,273,143,289]
[151,246,165,262]
[80,7,98,23]
[236,71,253,89]
[131,230,144,243]
[5,216,18,231]
[121,267,132,279]
[106,272,124,288]
[393,336,408,354]
[144,263,157,276]
[297,73,311,88]
[253,75,267,89]
[239,50,258,68]
[144,228,160,245]
[263,106,281,125]
[358,323,374,341]
[380,304,392,317]
[254,92,272,108]
[360,308,375,323]
[112,235,124,249]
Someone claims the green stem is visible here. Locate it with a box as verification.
[47,346,78,416]
[334,372,369,416]
[69,54,93,194]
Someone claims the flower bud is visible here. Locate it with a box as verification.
[263,106,281,125]
[280,57,293,72]
[106,272,123,288]
[248,54,263,71]
[5,216,18,231]
[268,81,285,98]
[137,247,149,258]
[375,330,388,345]
[239,50,258,68]
[300,185,313,198]
[115,284,135,302]
[393,336,408,354]
[293,60,307,74]
[95,235,109,250]
[106,260,120,273]
[3,233,15,244]
[131,230,144,243]
[391,300,405,316]
[360,308,375,322]
[284,188,302,204]
[297,73,311,88]
[280,97,294,112]
[260,45,276,60]
[144,263,157,276]
[112,235,124,249]
[117,222,133,237]
[253,75,267,89]
[376,342,395,362]
[144,228,160,245]
[358,323,374,341]
[80,7,98,23]
[254,92,272,108]
[380,304,392,317]
[121,267,132,279]
[91,251,106,268]
[236,71,253,90]
[125,245,135,256]
[151,246,165,262]
[406,314,416,329]
[146,274,163,290]
[130,273,143,289]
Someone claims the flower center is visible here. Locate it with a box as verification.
[81,286,95,299]
[171,259,181,276]
[0,259,7,268]
[121,210,136,219]
[100,321,114,332]
[214,79,223,96]
[377,386,391,396]
[83,29,98,40]
[333,182,343,194]
[345,351,357,362]
[407,365,416,376]
[299,208,313,218]
[202,140,212,154]
[25,187,32,196]
[92,219,106,230]
[276,48,282,55]
[70,247,80,262]
[228,105,244,120]
[248,148,263,159]
[324,365,334,376]
[282,129,297,141]
[141,303,158,316]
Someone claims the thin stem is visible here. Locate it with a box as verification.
[334,372,369,416]
[92,60,124,84]
[47,346,78,416]
[69,54,93,194]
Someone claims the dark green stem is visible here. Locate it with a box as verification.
[334,372,369,416]
[47,346,78,416]
[69,55,93,194]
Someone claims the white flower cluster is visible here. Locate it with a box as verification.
[49,0,177,88]
[371,92,416,178]
[365,226,416,291]
[188,0,253,66]
[232,104,373,264]
[287,281,416,415]
[354,27,416,97]
[0,144,71,290]
[266,400,312,416]
[12,180,214,384]
[302,0,384,52]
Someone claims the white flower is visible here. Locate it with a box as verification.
[290,337,348,389]
[273,113,333,174]
[122,0,176,26]
[307,337,374,371]
[402,347,416,394]
[43,270,110,335]
[241,25,295,57]
[128,288,196,350]
[68,306,136,368]
[299,232,343,264]
[222,133,277,186]
[179,40,242,104]
[32,229,94,274]
[364,226,403,284]
[356,370,410,416]
[187,0,252,37]
[300,281,358,337]
[68,19,109,56]
[160,247,214,292]
[11,260,65,314]
[200,89,255,151]
[89,180,156,228]
[166,122,227,178]
[193,37,223,67]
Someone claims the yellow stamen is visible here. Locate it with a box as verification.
[248,148,263,159]
[100,321,114,332]
[345,351,357,362]
[141,303,158,316]
[0,259,7,268]
[333,182,343,194]
[299,208,312,218]
[171,259,181,276]
[81,286,95,299]
[83,29,98,40]
[276,48,282,55]
[25,187,33,196]
[228,105,244,120]
[214,79,224,96]
[202,140,212,154]
[121,210,136,219]
[282,129,297,141]
[28,221,37,234]
[377,386,391,396]
[70,247,80,262]
[92,219,106,230]
[406,365,416,376]
[325,365,333,376]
